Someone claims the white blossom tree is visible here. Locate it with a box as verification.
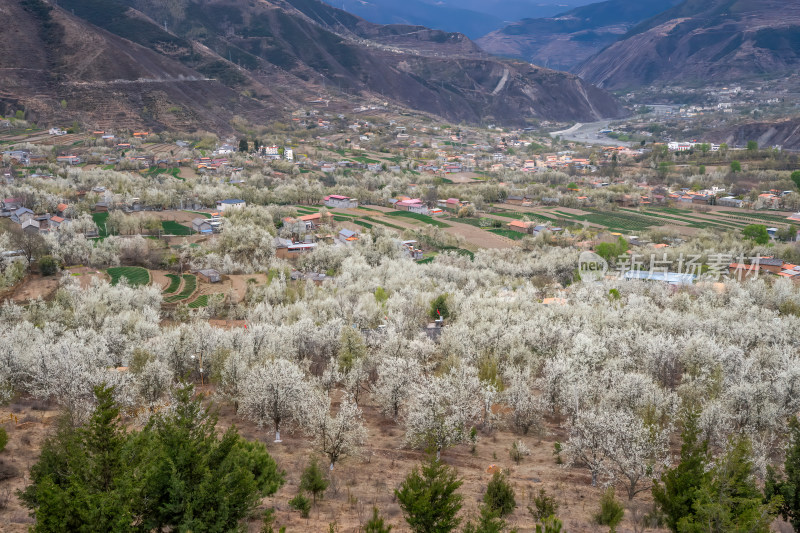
[403,367,482,459]
[303,391,367,470]
[374,356,422,419]
[239,358,310,442]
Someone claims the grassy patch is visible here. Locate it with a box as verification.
[187,294,209,308]
[350,156,379,164]
[164,274,197,303]
[92,212,109,237]
[489,229,526,240]
[386,211,450,228]
[360,216,405,231]
[186,211,211,219]
[161,221,192,235]
[107,266,150,286]
[163,274,181,294]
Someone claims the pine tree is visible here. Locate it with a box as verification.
[395,455,463,533]
[364,506,393,533]
[483,471,516,517]
[679,437,781,533]
[300,456,329,503]
[766,416,800,531]
[652,409,709,532]
[19,385,138,532]
[463,505,505,533]
[136,385,285,531]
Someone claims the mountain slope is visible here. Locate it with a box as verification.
[709,118,800,151]
[0,0,291,132]
[576,0,800,89]
[1,0,624,131]
[317,0,601,39]
[477,0,681,71]
[316,0,503,39]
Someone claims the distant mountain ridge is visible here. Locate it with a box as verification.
[576,0,800,89]
[317,0,599,39]
[477,0,682,71]
[0,0,624,131]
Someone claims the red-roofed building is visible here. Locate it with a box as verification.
[324,195,358,209]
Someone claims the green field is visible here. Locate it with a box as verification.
[147,167,181,179]
[386,211,451,228]
[187,294,209,308]
[717,210,794,225]
[107,266,150,286]
[161,221,193,235]
[164,274,197,303]
[92,212,109,237]
[360,216,406,231]
[186,211,211,219]
[163,274,181,294]
[489,229,526,240]
[621,208,737,230]
[350,156,379,164]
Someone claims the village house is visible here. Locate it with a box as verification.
[324,195,358,209]
[196,269,221,283]
[507,220,536,233]
[192,218,213,234]
[728,263,761,281]
[56,154,81,165]
[395,198,427,214]
[10,207,34,224]
[216,199,246,212]
[338,228,359,243]
[274,237,317,260]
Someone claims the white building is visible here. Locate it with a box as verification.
[216,199,246,212]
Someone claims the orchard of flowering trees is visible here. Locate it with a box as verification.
[2,233,800,528]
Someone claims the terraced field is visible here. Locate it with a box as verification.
[161,221,193,235]
[92,212,109,237]
[385,211,451,228]
[716,211,795,225]
[107,267,150,286]
[164,274,197,303]
[489,229,526,240]
[617,208,735,231]
[188,294,209,308]
[163,274,181,294]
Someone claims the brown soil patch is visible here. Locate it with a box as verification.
[226,274,267,303]
[2,274,59,303]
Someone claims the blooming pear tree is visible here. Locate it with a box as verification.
[239,358,310,442]
[303,392,367,470]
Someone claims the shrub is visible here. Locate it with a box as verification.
[528,489,559,521]
[289,493,311,518]
[38,255,58,276]
[300,457,329,503]
[0,427,7,453]
[594,488,624,532]
[484,471,516,518]
[510,440,530,464]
